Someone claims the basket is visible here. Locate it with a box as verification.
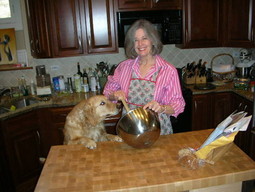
[211,53,236,82]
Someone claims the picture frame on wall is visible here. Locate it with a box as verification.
[0,28,17,64]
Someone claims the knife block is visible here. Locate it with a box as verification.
[183,73,206,85]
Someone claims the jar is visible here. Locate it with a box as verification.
[233,78,250,91]
[250,81,255,92]
[74,74,81,92]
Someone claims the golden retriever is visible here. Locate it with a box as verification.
[63,95,122,149]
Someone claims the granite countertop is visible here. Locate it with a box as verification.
[185,82,254,102]
[0,83,253,120]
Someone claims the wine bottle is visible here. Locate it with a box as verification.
[82,68,89,85]
[77,62,82,77]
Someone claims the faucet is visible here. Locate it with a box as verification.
[0,88,11,96]
[0,88,11,102]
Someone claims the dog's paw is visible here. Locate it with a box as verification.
[85,140,97,149]
[112,135,123,142]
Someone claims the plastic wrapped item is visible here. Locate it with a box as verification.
[178,148,214,170]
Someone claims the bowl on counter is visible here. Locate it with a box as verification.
[116,107,160,149]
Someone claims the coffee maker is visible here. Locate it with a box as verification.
[36,65,52,96]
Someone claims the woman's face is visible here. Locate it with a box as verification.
[134,28,153,58]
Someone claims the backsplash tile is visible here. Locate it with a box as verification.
[0,45,244,88]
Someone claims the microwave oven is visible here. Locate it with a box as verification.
[117,10,182,47]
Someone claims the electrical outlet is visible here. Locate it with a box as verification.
[233,51,239,58]
[51,65,60,71]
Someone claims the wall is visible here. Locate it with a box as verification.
[0,0,247,88]
[0,46,242,88]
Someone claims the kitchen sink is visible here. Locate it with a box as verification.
[0,97,42,115]
[0,106,10,114]
[13,97,41,109]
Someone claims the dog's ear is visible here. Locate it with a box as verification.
[83,101,98,126]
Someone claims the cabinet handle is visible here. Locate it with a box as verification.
[36,131,41,144]
[78,36,82,48]
[36,40,40,53]
[30,40,35,53]
[194,101,197,111]
[88,35,91,47]
[252,28,254,44]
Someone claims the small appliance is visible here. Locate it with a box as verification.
[35,65,52,96]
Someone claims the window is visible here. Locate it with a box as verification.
[0,0,23,30]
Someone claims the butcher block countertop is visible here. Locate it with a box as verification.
[35,129,255,192]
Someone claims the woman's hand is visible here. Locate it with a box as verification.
[109,90,126,101]
[143,100,163,113]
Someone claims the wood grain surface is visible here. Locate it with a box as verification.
[35,129,255,192]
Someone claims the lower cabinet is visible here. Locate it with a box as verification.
[231,93,253,159]
[0,111,43,192]
[38,106,121,157]
[192,91,254,160]
[0,105,122,192]
[192,92,232,131]
[38,107,73,157]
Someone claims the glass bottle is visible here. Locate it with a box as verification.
[77,62,82,77]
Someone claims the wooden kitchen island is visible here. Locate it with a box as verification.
[35,129,255,192]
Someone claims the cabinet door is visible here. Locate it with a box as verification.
[212,92,233,128]
[2,112,42,192]
[192,94,212,130]
[222,0,255,47]
[182,0,222,48]
[84,0,117,54]
[152,0,182,9]
[25,0,51,58]
[232,93,253,157]
[48,0,85,57]
[117,0,150,10]
[38,107,73,156]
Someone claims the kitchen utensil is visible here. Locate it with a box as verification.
[236,60,255,78]
[117,99,160,149]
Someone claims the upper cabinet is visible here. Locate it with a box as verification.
[181,0,221,48]
[116,0,182,11]
[222,0,254,47]
[47,0,85,57]
[180,0,255,48]
[84,0,117,54]
[25,0,117,58]
[25,0,51,58]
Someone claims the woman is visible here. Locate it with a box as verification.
[103,19,185,135]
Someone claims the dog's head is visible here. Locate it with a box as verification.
[82,95,119,122]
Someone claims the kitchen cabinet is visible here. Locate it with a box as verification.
[212,92,233,128]
[231,93,253,158]
[47,0,85,57]
[181,0,221,48]
[116,0,182,11]
[38,106,73,157]
[0,111,43,192]
[192,94,213,131]
[38,105,121,156]
[222,0,255,48]
[192,92,233,131]
[84,0,117,54]
[25,0,117,58]
[180,0,255,48]
[25,0,51,58]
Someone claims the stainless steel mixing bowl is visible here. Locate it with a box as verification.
[116,107,160,149]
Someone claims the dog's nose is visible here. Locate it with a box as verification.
[116,102,122,109]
